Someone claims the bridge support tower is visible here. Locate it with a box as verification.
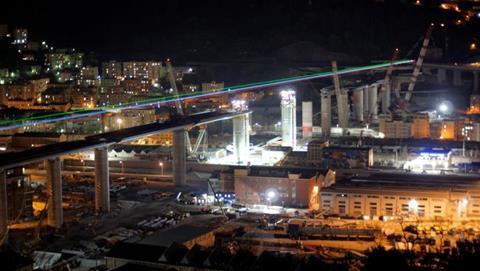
[45,158,63,228]
[95,148,110,212]
[173,130,187,186]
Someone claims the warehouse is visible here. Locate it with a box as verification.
[319,173,480,220]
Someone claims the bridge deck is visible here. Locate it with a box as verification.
[0,111,247,170]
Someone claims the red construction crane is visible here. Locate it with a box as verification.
[404,23,434,102]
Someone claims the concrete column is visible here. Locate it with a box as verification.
[0,171,7,242]
[95,148,110,212]
[233,113,250,164]
[368,85,378,122]
[392,77,402,98]
[45,158,63,228]
[437,68,447,84]
[353,88,364,122]
[280,90,296,148]
[382,83,391,114]
[363,86,369,120]
[302,101,313,139]
[453,70,462,87]
[173,130,186,186]
[321,90,331,137]
[473,71,479,93]
[340,89,350,128]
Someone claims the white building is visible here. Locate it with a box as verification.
[320,173,480,221]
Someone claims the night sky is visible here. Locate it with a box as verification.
[0,0,477,62]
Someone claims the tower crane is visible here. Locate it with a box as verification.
[390,24,434,112]
[331,61,349,129]
[382,48,401,100]
[404,23,434,103]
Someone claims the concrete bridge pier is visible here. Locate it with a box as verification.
[45,158,63,228]
[368,84,378,122]
[320,90,331,137]
[352,88,364,122]
[363,85,370,120]
[95,147,110,212]
[0,171,7,242]
[233,113,250,164]
[381,83,391,114]
[173,130,186,186]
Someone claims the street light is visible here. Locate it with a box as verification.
[438,101,453,115]
[159,161,164,176]
[439,103,448,113]
[408,199,418,214]
[458,198,468,217]
[116,117,123,129]
[267,190,276,199]
[266,190,276,208]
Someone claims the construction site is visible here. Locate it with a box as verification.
[4,2,480,269]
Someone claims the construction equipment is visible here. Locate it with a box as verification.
[383,48,401,100]
[165,59,193,153]
[404,24,434,102]
[331,61,349,129]
[206,179,227,219]
[192,124,208,158]
[389,24,434,112]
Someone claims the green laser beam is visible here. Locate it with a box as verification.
[0,60,412,127]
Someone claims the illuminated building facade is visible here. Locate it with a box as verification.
[411,113,430,138]
[440,119,465,140]
[79,66,100,86]
[234,167,335,208]
[469,95,480,114]
[0,78,49,102]
[70,87,97,109]
[403,148,451,172]
[45,51,83,70]
[122,62,162,83]
[106,109,156,130]
[201,81,224,92]
[12,28,27,44]
[320,173,480,220]
[379,115,412,138]
[102,61,123,79]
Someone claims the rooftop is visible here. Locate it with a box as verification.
[239,165,329,179]
[323,172,480,195]
[106,242,167,262]
[139,225,215,247]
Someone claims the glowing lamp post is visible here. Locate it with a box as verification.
[266,190,276,208]
[437,101,453,115]
[159,161,164,176]
[458,198,468,218]
[408,199,418,215]
[116,117,123,129]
